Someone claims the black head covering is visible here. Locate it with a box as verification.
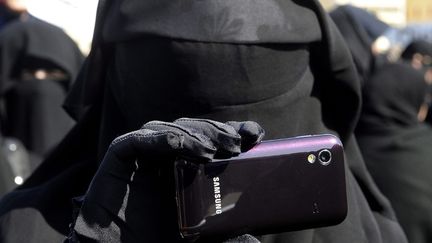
[330,5,388,40]
[357,62,427,133]
[0,17,84,93]
[64,0,361,144]
[329,5,376,85]
[401,40,432,61]
[356,63,432,243]
[0,1,407,243]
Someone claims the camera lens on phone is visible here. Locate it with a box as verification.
[318,149,332,165]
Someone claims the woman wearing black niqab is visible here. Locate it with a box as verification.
[356,62,432,243]
[0,0,408,242]
[0,15,84,161]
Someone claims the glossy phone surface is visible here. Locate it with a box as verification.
[174,134,347,241]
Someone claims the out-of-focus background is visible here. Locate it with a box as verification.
[26,0,98,55]
[322,0,431,26]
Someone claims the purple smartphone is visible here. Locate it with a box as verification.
[174,134,347,241]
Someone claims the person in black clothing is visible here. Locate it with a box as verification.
[329,5,390,85]
[400,40,432,70]
[0,10,84,162]
[399,41,432,123]
[356,62,432,243]
[0,0,408,242]
[0,0,84,194]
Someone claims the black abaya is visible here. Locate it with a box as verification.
[0,0,407,242]
[356,62,432,243]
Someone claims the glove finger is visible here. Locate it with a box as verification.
[142,121,217,161]
[173,118,242,159]
[109,129,182,160]
[225,121,265,152]
[223,234,261,243]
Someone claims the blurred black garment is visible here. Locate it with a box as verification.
[0,4,22,30]
[0,16,84,160]
[356,62,432,243]
[3,79,74,161]
[0,0,407,242]
[401,40,432,61]
[329,5,385,85]
[331,5,389,41]
[399,41,432,125]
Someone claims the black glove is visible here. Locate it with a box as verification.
[223,234,261,243]
[68,118,264,242]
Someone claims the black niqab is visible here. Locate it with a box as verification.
[0,1,407,242]
[0,17,84,157]
[102,0,321,43]
[357,63,427,133]
[0,17,84,93]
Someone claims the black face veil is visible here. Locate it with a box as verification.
[357,62,428,133]
[64,0,361,149]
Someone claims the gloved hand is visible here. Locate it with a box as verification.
[223,234,261,243]
[68,118,264,243]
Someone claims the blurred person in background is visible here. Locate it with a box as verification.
[400,40,432,71]
[375,24,432,61]
[329,4,395,86]
[356,62,432,243]
[0,0,409,242]
[0,0,84,193]
[0,0,34,192]
[330,4,432,85]
[399,41,432,123]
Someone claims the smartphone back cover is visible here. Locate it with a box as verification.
[174,134,347,241]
